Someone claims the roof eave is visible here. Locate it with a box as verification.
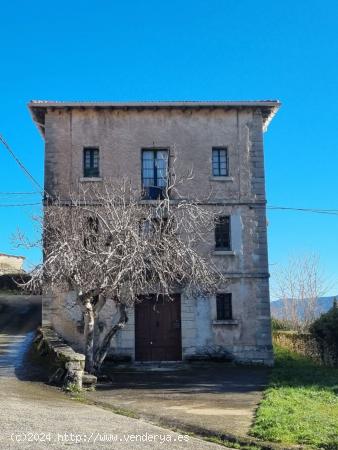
[28,100,281,137]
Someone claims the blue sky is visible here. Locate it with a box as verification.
[0,0,337,295]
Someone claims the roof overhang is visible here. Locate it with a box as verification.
[0,253,25,260]
[28,100,281,137]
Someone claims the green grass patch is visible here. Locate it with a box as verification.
[205,436,261,450]
[251,345,338,450]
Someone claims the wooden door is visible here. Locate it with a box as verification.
[135,294,182,361]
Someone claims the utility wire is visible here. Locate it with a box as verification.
[267,206,338,216]
[0,134,44,194]
[0,134,337,213]
[0,202,41,207]
[0,192,41,195]
[0,203,337,214]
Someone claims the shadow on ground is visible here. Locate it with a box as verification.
[0,294,271,438]
[99,363,268,394]
[269,346,338,392]
[86,363,270,436]
[0,295,48,382]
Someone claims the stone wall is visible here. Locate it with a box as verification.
[41,106,273,365]
[273,331,322,363]
[0,254,24,275]
[36,326,85,389]
[45,278,273,366]
[44,108,265,202]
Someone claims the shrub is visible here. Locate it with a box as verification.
[271,317,293,331]
[309,300,338,366]
[273,330,321,362]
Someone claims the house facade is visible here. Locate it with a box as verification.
[29,100,280,365]
[0,253,25,275]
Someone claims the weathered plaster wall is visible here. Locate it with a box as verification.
[0,254,24,274]
[45,108,263,202]
[46,278,272,365]
[181,278,272,365]
[42,107,273,365]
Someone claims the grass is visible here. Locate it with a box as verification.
[64,382,82,393]
[205,436,261,450]
[251,345,338,450]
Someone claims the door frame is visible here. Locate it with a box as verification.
[134,294,182,362]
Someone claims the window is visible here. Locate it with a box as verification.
[216,293,232,320]
[142,149,168,199]
[84,216,99,249]
[215,216,231,250]
[87,216,99,233]
[140,217,169,236]
[83,148,100,178]
[212,147,228,177]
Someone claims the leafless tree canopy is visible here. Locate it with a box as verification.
[272,254,330,330]
[21,179,225,373]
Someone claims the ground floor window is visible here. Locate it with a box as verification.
[216,293,232,320]
[215,216,231,250]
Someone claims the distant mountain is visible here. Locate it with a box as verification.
[270,296,337,319]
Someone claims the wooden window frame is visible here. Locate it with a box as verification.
[216,293,232,320]
[83,147,100,178]
[141,148,169,199]
[215,215,231,250]
[212,147,229,177]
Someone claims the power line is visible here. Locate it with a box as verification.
[0,134,44,194]
[0,134,337,214]
[0,192,41,195]
[0,202,336,215]
[0,202,41,207]
[267,206,338,216]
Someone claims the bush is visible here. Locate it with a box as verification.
[309,300,338,366]
[273,330,322,362]
[271,317,293,331]
[0,273,31,291]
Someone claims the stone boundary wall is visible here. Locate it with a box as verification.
[0,274,31,291]
[36,326,85,389]
[273,331,322,362]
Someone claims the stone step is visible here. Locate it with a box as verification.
[82,373,97,387]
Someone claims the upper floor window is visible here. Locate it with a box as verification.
[212,147,228,177]
[83,147,100,178]
[83,216,99,249]
[140,217,170,236]
[216,293,232,320]
[142,149,168,199]
[215,216,231,250]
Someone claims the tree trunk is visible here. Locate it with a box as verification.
[94,304,128,373]
[83,297,95,373]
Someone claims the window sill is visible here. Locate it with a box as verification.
[213,250,236,256]
[212,319,239,326]
[79,177,103,182]
[209,176,234,182]
[139,199,170,204]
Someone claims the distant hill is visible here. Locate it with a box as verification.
[270,296,337,319]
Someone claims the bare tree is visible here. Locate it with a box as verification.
[271,254,330,330]
[19,178,225,374]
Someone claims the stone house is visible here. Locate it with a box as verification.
[29,100,280,365]
[0,253,25,275]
